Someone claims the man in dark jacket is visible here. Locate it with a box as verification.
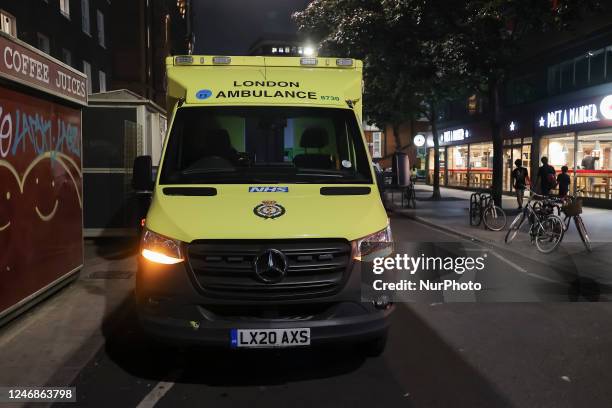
[537,156,557,196]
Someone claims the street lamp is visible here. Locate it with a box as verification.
[303,46,315,57]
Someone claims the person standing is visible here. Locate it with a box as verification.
[511,159,530,208]
[557,165,571,197]
[581,149,599,192]
[537,156,557,196]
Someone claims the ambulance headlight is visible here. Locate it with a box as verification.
[353,222,393,262]
[141,229,184,265]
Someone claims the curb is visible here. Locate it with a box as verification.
[396,210,490,244]
[393,209,537,259]
[394,210,594,272]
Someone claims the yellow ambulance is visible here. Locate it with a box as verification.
[133,55,393,354]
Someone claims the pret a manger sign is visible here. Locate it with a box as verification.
[537,94,612,130]
[0,33,87,105]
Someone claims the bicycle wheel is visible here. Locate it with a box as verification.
[535,215,564,253]
[505,211,525,243]
[574,216,592,253]
[470,203,482,226]
[483,205,507,231]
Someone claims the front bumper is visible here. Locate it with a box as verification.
[135,256,393,347]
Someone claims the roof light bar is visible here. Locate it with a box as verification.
[175,55,193,65]
[300,57,318,66]
[336,58,354,66]
[212,56,231,64]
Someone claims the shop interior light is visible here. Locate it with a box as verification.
[300,57,318,66]
[175,55,193,65]
[594,140,602,151]
[336,58,354,66]
[212,56,231,64]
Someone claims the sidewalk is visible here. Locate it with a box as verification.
[390,184,612,249]
[0,239,137,394]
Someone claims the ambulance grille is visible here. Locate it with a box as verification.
[186,239,352,300]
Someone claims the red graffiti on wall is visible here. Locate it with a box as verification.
[0,86,83,315]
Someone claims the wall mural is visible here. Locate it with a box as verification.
[0,86,83,315]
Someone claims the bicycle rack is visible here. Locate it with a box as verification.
[469,192,481,226]
[469,191,491,227]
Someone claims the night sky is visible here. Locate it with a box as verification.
[193,0,312,55]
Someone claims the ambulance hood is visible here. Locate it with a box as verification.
[145,184,387,243]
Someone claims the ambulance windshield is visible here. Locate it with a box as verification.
[160,106,373,184]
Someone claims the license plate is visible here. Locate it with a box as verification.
[230,328,310,348]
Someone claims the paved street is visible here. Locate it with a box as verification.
[1,210,612,407]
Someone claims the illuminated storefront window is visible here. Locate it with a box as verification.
[539,131,612,199]
[447,145,469,187]
[576,131,612,199]
[469,142,493,189]
[540,133,576,195]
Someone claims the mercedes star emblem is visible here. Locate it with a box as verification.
[254,249,288,284]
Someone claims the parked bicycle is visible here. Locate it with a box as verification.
[549,188,592,252]
[403,182,417,209]
[505,190,564,253]
[469,190,507,231]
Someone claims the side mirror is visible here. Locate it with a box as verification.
[132,155,154,192]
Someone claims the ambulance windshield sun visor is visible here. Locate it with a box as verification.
[159,106,372,185]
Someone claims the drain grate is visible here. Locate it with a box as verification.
[87,270,133,279]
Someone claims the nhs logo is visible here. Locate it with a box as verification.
[248,186,289,193]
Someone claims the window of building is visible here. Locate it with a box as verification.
[540,133,576,176]
[60,0,70,18]
[0,10,17,37]
[606,47,612,82]
[559,61,574,92]
[81,0,90,35]
[547,65,560,95]
[506,74,540,105]
[96,10,105,47]
[469,142,494,189]
[99,70,106,92]
[576,131,612,199]
[574,55,589,88]
[82,61,92,94]
[447,145,469,187]
[589,49,605,84]
[36,33,50,54]
[61,48,72,66]
[547,47,612,95]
